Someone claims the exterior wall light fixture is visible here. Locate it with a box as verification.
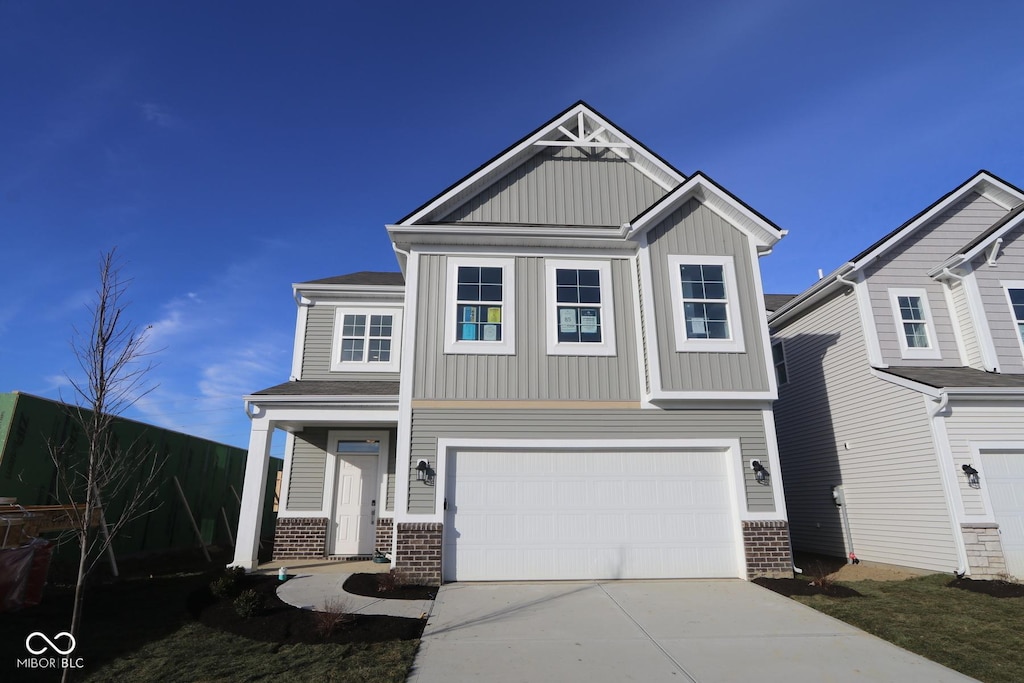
[416,460,435,485]
[750,459,769,485]
[962,464,980,489]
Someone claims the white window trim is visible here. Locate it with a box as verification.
[1001,280,1024,360]
[330,306,403,372]
[887,287,941,360]
[444,256,516,355]
[667,254,745,353]
[771,339,788,386]
[544,259,616,356]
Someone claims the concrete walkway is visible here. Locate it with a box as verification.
[408,580,976,683]
[264,560,434,619]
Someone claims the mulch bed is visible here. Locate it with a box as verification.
[189,574,425,644]
[753,577,862,598]
[947,577,1024,598]
[342,572,438,601]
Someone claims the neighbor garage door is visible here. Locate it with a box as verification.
[980,451,1024,579]
[443,449,739,581]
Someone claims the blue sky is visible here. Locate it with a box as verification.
[4,1,1024,456]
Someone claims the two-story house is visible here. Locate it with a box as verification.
[770,170,1024,580]
[230,102,792,585]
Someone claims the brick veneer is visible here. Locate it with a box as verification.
[742,520,794,579]
[962,523,1008,579]
[273,517,328,560]
[394,522,443,586]
[376,517,394,555]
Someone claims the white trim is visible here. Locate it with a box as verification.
[924,396,971,574]
[968,441,1024,527]
[1001,280,1024,361]
[394,250,420,538]
[277,431,295,513]
[963,271,1001,372]
[414,244,638,258]
[638,234,663,397]
[290,300,309,380]
[852,274,886,367]
[748,239,777,394]
[887,287,942,360]
[761,408,790,521]
[668,254,746,353]
[329,306,403,373]
[544,259,616,356]
[869,367,942,398]
[771,339,788,387]
[627,254,650,399]
[649,389,777,402]
[320,430,391,541]
[443,256,516,355]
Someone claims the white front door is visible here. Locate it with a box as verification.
[332,454,378,556]
[980,451,1024,578]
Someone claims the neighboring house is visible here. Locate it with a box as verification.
[770,170,1024,580]
[230,102,793,585]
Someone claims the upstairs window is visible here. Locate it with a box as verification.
[330,308,402,372]
[545,260,616,355]
[888,288,940,360]
[445,257,515,354]
[1002,282,1024,355]
[772,340,788,385]
[668,255,745,353]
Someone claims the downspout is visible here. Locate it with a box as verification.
[928,392,968,576]
[987,238,1003,267]
[835,270,856,289]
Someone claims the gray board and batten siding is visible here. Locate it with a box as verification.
[413,254,642,401]
[646,198,771,393]
[285,427,398,512]
[863,192,1008,368]
[772,289,960,572]
[406,408,776,516]
[441,146,669,227]
[300,302,402,382]
[970,221,1024,374]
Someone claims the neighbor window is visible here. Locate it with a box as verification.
[445,257,515,354]
[1002,282,1024,356]
[545,259,616,355]
[887,288,940,360]
[772,340,787,385]
[330,308,402,372]
[667,255,745,353]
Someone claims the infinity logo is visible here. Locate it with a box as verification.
[25,632,76,656]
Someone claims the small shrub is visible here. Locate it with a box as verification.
[209,567,246,598]
[377,571,398,593]
[313,597,352,640]
[807,562,836,593]
[233,589,264,618]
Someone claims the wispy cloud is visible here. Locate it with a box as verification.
[138,102,179,129]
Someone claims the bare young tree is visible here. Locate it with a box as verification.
[49,248,163,680]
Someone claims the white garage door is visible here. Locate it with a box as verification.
[980,451,1024,579]
[443,449,740,581]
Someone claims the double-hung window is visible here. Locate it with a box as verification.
[887,288,940,360]
[667,254,745,352]
[330,308,402,372]
[545,259,615,355]
[772,340,788,385]
[1002,281,1024,356]
[445,257,515,354]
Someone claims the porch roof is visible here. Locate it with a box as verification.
[250,380,401,397]
[879,366,1024,389]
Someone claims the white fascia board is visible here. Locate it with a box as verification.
[869,368,943,398]
[290,300,309,381]
[648,389,777,402]
[399,103,685,226]
[628,175,784,249]
[928,208,1024,278]
[293,283,405,301]
[768,263,856,328]
[944,387,1024,399]
[748,240,779,395]
[975,174,1024,210]
[415,244,638,258]
[244,394,399,404]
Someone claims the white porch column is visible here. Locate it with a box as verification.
[230,418,273,570]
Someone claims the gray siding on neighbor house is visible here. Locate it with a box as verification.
[646,198,770,393]
[287,428,329,511]
[950,280,983,369]
[773,289,960,572]
[286,427,398,512]
[864,192,1008,367]
[407,408,775,515]
[301,302,401,382]
[441,146,667,226]
[412,254,642,401]
[971,224,1024,374]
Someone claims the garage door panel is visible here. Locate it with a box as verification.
[444,449,739,581]
[980,451,1024,579]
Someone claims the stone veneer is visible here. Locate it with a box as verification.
[962,523,1008,579]
[742,520,794,579]
[394,522,443,586]
[272,517,327,560]
[375,517,394,555]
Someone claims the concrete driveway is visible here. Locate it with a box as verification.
[407,580,975,683]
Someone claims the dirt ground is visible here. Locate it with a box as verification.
[793,552,936,582]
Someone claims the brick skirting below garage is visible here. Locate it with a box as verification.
[273,517,328,560]
[394,522,443,586]
[742,520,794,579]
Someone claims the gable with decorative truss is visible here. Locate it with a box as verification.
[397,102,685,228]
